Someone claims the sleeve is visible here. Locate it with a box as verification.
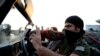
[41,30,63,40]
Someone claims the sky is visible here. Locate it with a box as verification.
[3,0,100,31]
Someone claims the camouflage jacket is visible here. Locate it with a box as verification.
[58,37,90,56]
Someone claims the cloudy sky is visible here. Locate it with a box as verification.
[3,0,100,31]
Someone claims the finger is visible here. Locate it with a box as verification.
[35,25,41,35]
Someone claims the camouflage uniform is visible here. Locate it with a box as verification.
[58,37,90,56]
[73,38,91,56]
[44,30,90,56]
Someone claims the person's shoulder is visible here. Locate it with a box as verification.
[76,37,88,45]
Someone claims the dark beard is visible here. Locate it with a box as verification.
[62,29,83,45]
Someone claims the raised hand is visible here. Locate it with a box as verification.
[30,26,42,48]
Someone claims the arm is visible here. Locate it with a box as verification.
[70,54,79,56]
[35,45,63,56]
[30,26,63,56]
[70,52,79,56]
[41,29,63,40]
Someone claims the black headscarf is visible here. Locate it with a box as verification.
[63,15,85,45]
[65,15,85,35]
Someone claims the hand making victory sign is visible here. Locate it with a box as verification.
[29,26,63,56]
[30,26,42,49]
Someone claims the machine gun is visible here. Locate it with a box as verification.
[0,0,33,25]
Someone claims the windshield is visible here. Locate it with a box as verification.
[0,8,28,47]
[2,9,28,30]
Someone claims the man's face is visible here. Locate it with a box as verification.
[64,22,80,33]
